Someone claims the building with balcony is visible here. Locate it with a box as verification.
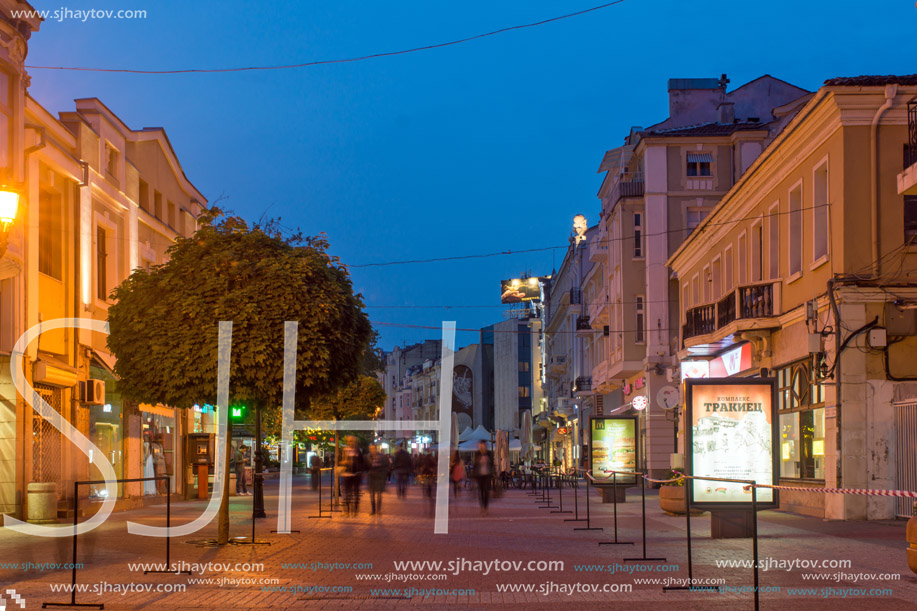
[0,1,209,518]
[487,316,542,440]
[669,74,917,520]
[594,74,810,479]
[382,340,441,446]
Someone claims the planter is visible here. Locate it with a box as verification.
[27,482,59,524]
[907,516,917,575]
[659,485,687,515]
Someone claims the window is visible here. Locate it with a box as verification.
[907,197,917,243]
[686,152,712,177]
[682,283,690,310]
[738,232,747,285]
[105,142,119,179]
[633,212,643,258]
[703,265,711,302]
[139,180,150,213]
[518,386,531,398]
[789,184,803,276]
[777,356,826,480]
[518,360,530,372]
[634,295,645,343]
[686,207,709,231]
[768,202,779,279]
[154,191,163,220]
[751,221,763,282]
[691,274,700,308]
[813,162,829,261]
[168,201,177,229]
[711,257,722,300]
[38,191,62,280]
[96,226,108,300]
[724,245,734,292]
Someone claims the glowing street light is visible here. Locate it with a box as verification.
[0,187,20,231]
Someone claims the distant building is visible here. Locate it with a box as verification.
[592,74,810,478]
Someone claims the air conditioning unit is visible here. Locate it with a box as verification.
[80,379,105,405]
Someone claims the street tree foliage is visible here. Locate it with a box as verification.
[107,215,372,412]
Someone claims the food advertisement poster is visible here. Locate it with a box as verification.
[686,378,778,509]
[589,417,637,485]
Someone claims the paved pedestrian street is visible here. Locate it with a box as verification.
[0,476,914,610]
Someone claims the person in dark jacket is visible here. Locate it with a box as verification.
[366,444,391,515]
[310,454,322,491]
[472,440,494,515]
[340,436,365,516]
[392,445,413,499]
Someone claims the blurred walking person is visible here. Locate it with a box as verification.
[393,444,412,499]
[340,436,365,516]
[310,453,322,491]
[367,444,390,516]
[233,443,250,495]
[419,449,437,515]
[472,440,494,516]
[450,450,464,497]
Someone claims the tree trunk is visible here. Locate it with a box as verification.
[217,426,232,545]
[333,417,340,505]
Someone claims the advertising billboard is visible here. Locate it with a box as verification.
[500,277,541,303]
[686,378,778,509]
[589,416,637,485]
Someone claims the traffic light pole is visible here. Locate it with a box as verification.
[253,405,266,519]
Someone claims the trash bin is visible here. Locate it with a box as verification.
[27,482,59,524]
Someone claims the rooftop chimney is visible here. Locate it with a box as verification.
[716,102,735,125]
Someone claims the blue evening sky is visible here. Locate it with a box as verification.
[24,0,916,350]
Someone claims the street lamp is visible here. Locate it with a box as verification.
[0,187,18,230]
[0,187,19,231]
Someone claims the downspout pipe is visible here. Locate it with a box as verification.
[870,85,897,278]
[827,278,842,489]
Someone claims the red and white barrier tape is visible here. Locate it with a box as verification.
[748,483,917,498]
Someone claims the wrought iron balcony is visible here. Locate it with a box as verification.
[683,281,779,344]
[576,315,591,331]
[574,376,592,394]
[612,175,645,205]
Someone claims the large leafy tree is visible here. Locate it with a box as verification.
[107,215,371,543]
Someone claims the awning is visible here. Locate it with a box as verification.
[687,152,713,163]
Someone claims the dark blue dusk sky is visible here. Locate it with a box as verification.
[24,0,916,350]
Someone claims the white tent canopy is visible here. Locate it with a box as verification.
[460,425,492,444]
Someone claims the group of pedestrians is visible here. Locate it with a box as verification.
[322,436,498,517]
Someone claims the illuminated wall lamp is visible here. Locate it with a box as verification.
[0,187,20,231]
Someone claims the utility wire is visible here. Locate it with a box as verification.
[25,1,627,74]
[347,202,831,268]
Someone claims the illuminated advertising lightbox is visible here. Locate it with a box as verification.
[589,417,637,485]
[686,378,778,509]
[500,278,541,303]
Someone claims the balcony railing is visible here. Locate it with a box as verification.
[612,174,645,205]
[683,281,778,344]
[576,315,591,331]
[574,376,592,393]
[907,98,917,168]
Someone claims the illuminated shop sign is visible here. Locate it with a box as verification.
[685,378,778,509]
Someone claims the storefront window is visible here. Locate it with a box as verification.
[777,357,826,480]
[89,365,123,500]
[141,409,176,494]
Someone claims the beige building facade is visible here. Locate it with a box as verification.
[670,75,917,520]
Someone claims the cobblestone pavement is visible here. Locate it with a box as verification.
[1,475,915,609]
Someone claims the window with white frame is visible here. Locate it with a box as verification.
[738,232,747,285]
[751,220,763,282]
[711,257,722,300]
[703,264,711,302]
[682,283,690,310]
[813,161,829,262]
[633,212,643,258]
[768,202,780,279]
[789,184,803,276]
[38,190,63,280]
[691,274,700,309]
[724,245,734,292]
[96,225,108,301]
[634,295,645,343]
[686,207,710,232]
